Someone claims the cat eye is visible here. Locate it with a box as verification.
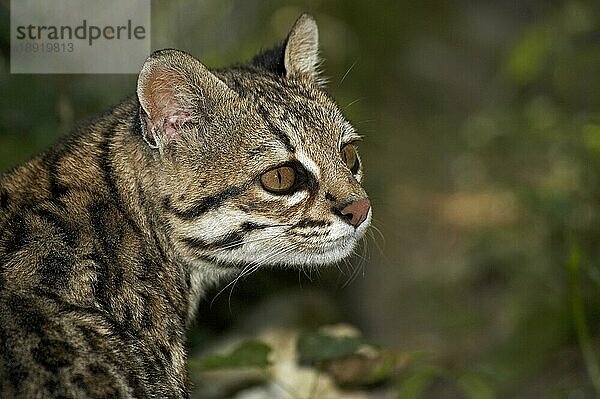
[260,166,296,194]
[340,144,359,174]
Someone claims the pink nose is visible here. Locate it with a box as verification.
[340,199,371,228]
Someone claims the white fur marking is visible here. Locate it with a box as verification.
[296,149,320,178]
[286,191,307,206]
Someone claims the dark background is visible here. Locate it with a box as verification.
[2,1,600,397]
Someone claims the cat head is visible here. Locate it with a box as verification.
[137,14,371,269]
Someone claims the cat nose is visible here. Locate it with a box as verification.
[340,199,371,228]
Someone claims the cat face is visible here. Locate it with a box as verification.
[138,14,371,269]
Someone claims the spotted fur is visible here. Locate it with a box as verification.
[0,14,370,398]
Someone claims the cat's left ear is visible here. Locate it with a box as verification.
[137,49,237,149]
[284,13,321,83]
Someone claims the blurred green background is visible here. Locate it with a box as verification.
[2,0,600,397]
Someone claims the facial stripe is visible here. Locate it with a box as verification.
[258,105,295,153]
[182,231,243,251]
[163,186,246,221]
[240,221,271,232]
[293,219,331,229]
[182,221,275,252]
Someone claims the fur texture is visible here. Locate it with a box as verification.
[0,14,370,398]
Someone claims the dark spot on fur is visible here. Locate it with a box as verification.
[89,202,123,256]
[158,343,173,365]
[3,214,30,256]
[44,147,70,200]
[33,337,74,371]
[8,295,48,335]
[240,221,270,232]
[72,365,121,398]
[40,249,72,288]
[88,363,108,376]
[325,192,337,202]
[0,326,29,391]
[0,189,9,208]
[50,180,69,199]
[33,207,79,248]
[45,379,71,398]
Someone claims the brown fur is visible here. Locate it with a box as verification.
[0,14,370,398]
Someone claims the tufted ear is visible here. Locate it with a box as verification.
[137,49,236,148]
[284,13,320,80]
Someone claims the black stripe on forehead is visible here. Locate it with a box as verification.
[257,105,295,153]
[163,185,246,221]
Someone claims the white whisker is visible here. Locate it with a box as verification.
[339,61,356,85]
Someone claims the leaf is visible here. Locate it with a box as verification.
[325,349,407,387]
[199,341,272,370]
[296,331,364,363]
[505,25,554,85]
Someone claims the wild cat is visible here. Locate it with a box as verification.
[0,13,371,398]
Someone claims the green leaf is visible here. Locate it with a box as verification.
[297,331,364,362]
[505,25,554,85]
[199,341,272,370]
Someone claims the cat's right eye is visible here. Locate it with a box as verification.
[340,144,360,175]
[260,166,296,194]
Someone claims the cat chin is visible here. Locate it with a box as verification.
[256,234,362,268]
[199,236,359,270]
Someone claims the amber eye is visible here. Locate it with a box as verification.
[341,144,359,174]
[260,166,296,193]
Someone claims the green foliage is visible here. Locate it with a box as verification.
[199,341,272,370]
[296,331,364,363]
[505,24,555,85]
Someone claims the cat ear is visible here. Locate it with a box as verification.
[284,13,321,81]
[137,49,236,148]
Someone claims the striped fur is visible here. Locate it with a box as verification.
[0,14,370,398]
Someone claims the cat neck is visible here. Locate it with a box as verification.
[110,97,235,323]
